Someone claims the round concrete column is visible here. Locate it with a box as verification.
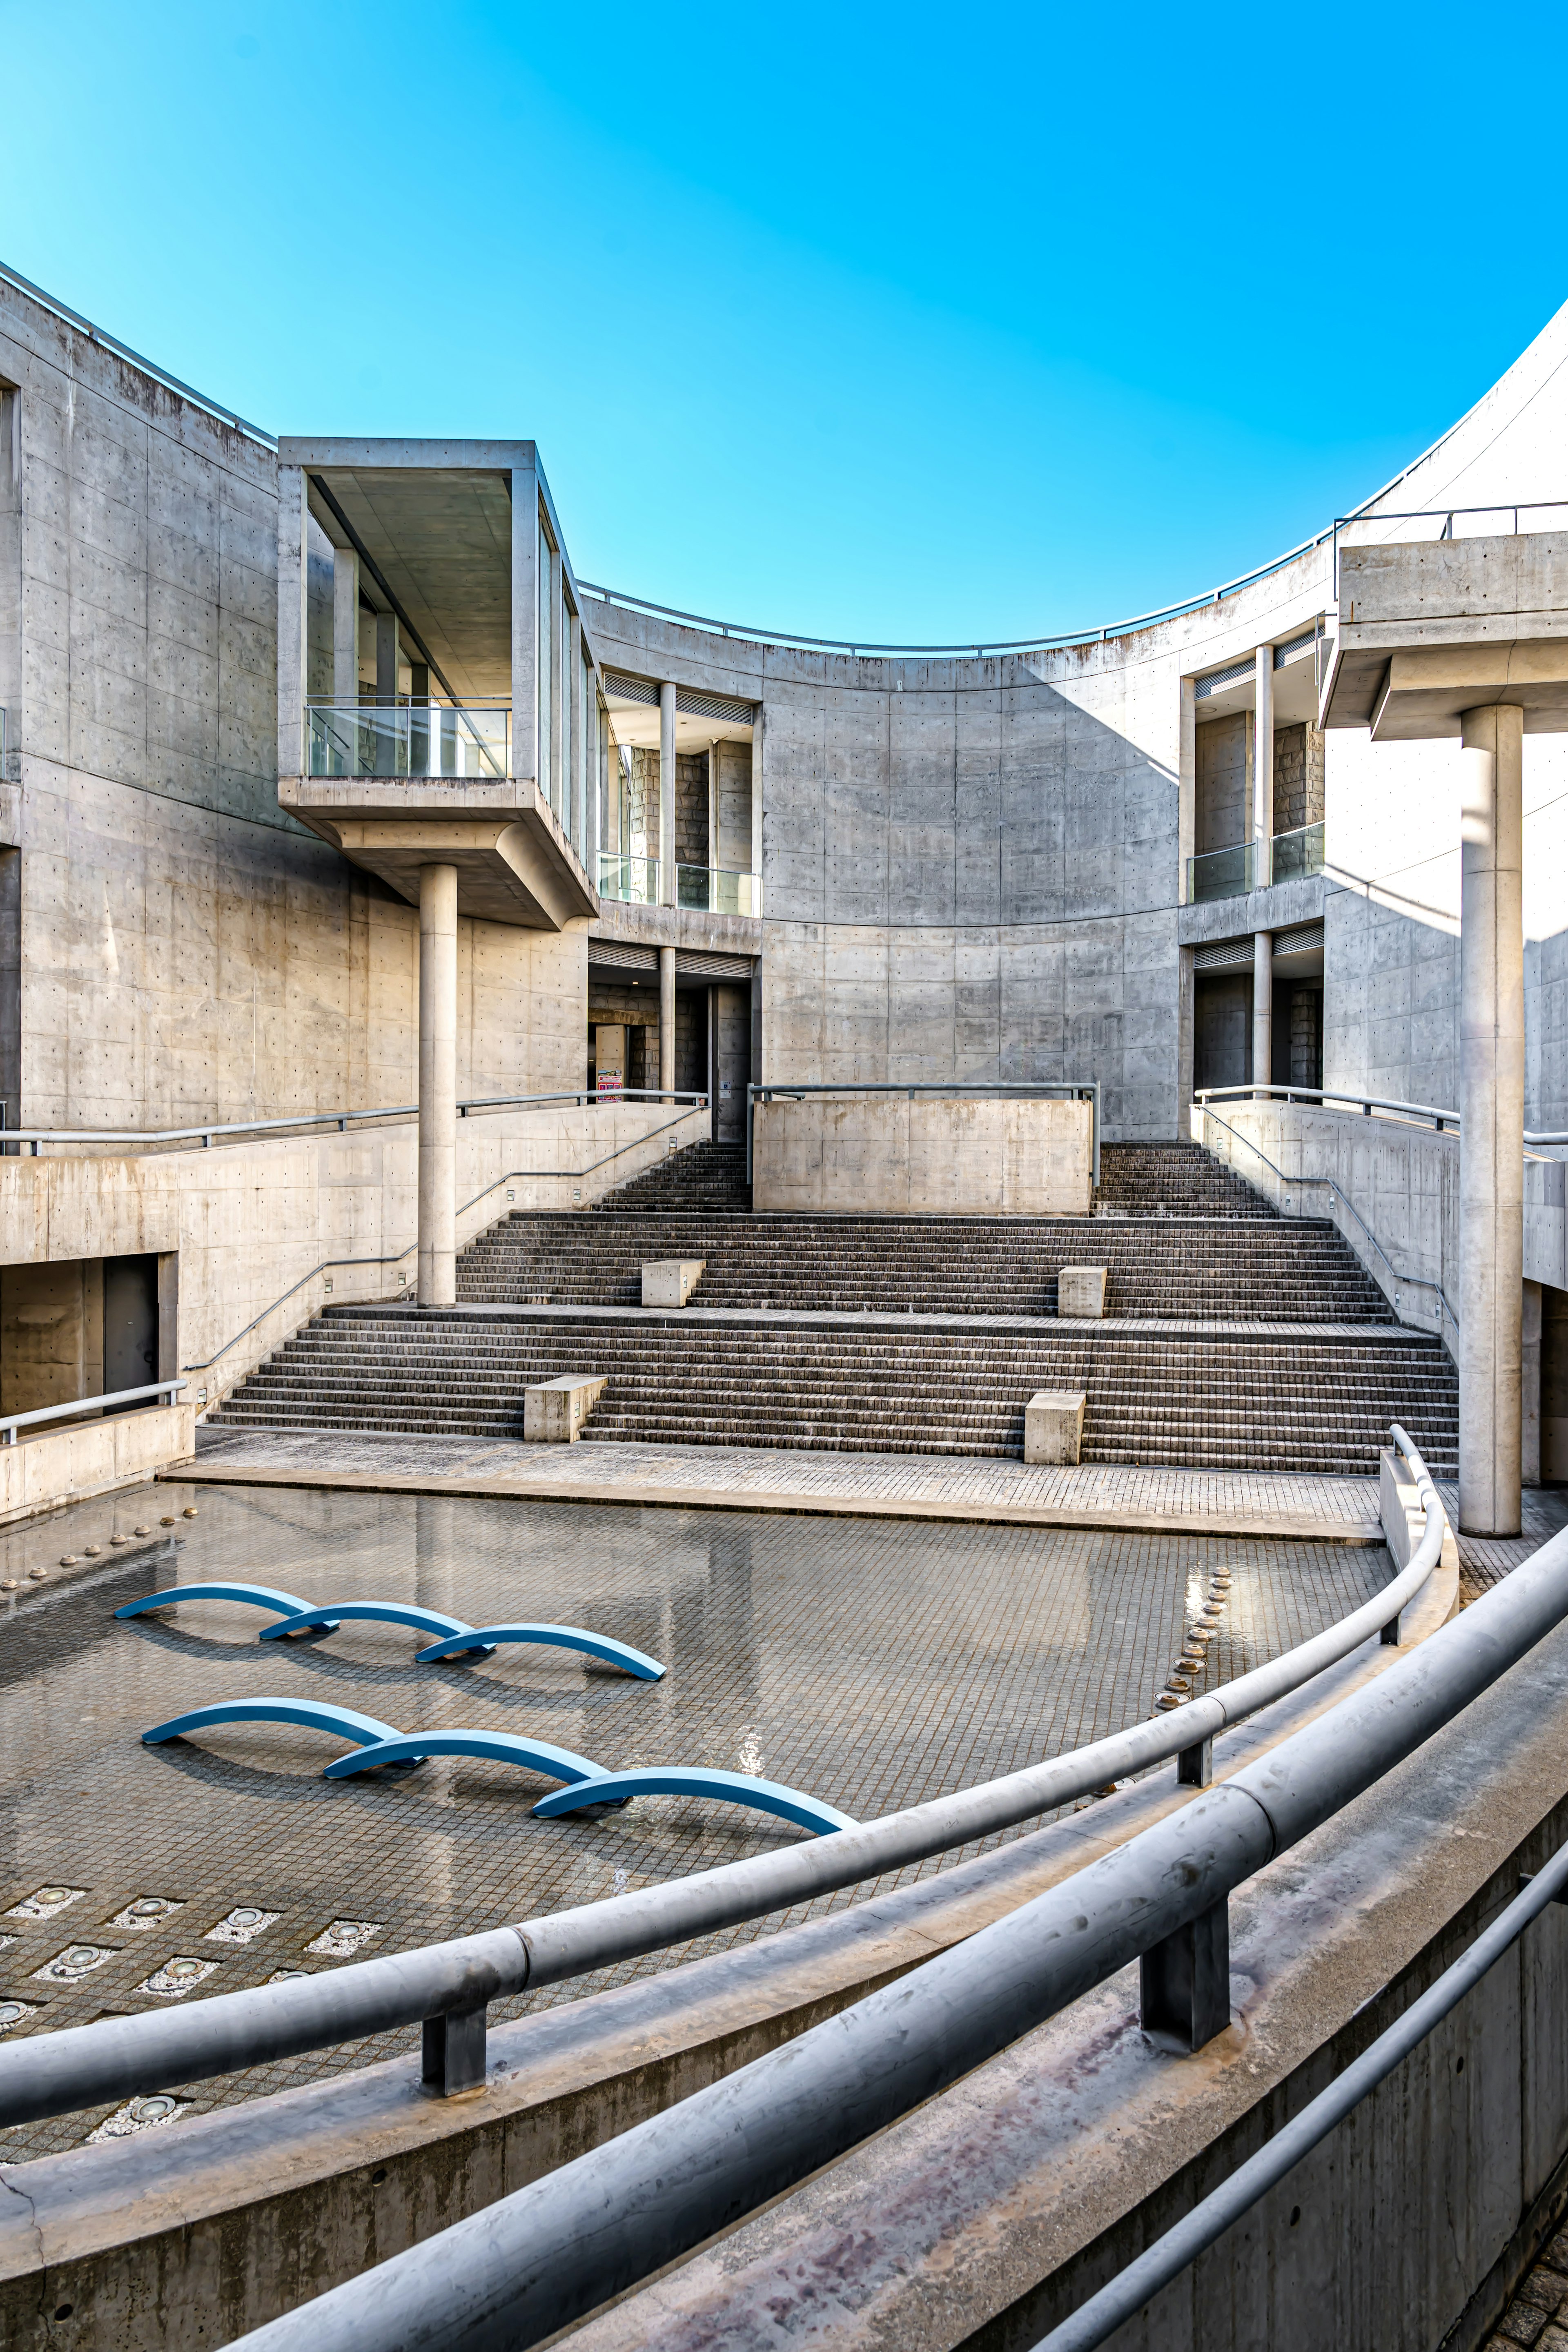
[1252,931,1272,1092]
[417,863,459,1309]
[659,945,677,1099]
[1459,702,1525,1537]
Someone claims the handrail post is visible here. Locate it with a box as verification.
[1140,1896,1230,2053]
[1176,1733,1214,1787]
[421,2004,488,2097]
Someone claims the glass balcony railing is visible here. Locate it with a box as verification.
[1186,822,1325,903]
[1187,841,1259,902]
[597,855,760,915]
[1270,819,1326,884]
[597,854,662,905]
[305,702,510,781]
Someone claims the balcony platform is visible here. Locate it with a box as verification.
[279,775,597,930]
[1178,869,1325,947]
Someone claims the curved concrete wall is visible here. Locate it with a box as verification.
[585,296,1568,1140]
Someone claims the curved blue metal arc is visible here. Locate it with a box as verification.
[324,1730,610,1786]
[533,1769,857,1836]
[260,1601,491,1654]
[141,1698,407,1750]
[115,1581,312,1624]
[414,1622,666,1678]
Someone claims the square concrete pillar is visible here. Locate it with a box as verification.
[1057,1266,1107,1318]
[523,1374,606,1443]
[1025,1390,1086,1465]
[642,1259,706,1308]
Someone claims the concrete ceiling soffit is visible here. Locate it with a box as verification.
[307,467,514,702]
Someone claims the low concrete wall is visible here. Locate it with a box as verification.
[1194,1098,1568,1354]
[753,1097,1093,1216]
[0,1100,708,1412]
[0,1401,196,1528]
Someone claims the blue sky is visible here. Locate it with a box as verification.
[4,0,1565,643]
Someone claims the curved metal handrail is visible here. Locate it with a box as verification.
[1031,1838,1568,2351]
[1,1431,1446,2131]
[205,1448,1475,2352]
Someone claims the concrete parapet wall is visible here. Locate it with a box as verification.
[1194,1097,1568,1356]
[752,1095,1093,1215]
[0,1400,196,1527]
[0,1100,706,1410]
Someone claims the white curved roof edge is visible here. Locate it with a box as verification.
[586,294,1568,654]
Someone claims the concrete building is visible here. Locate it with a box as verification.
[5,255,1568,1530]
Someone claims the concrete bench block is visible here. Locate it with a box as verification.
[1057,1265,1108,1319]
[524,1374,607,1443]
[1025,1390,1087,1466]
[641,1258,707,1308]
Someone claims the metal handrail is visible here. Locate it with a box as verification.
[748,1080,1100,1187]
[0,1427,1442,2133]
[3,1087,708,1156]
[1032,1833,1568,2351]
[1197,1105,1459,1338]
[1332,499,1568,602]
[0,1379,186,1445]
[211,1437,1487,2352]
[178,1105,709,1374]
[1197,1082,1460,1134]
[0,258,276,448]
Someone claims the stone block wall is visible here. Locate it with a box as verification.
[1275,722,1325,834]
[675,752,707,869]
[713,741,753,875]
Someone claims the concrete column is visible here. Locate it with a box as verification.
[659,945,676,1098]
[1253,644,1274,877]
[750,708,764,907]
[1252,931,1272,1092]
[417,864,459,1309]
[659,683,677,906]
[1459,702,1525,1537]
[332,550,359,703]
[1523,1279,1543,1486]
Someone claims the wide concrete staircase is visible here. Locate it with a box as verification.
[211,1138,1460,1473]
[212,1310,1456,1472]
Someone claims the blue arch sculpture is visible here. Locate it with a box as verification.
[532,1768,857,1837]
[116,1581,312,1626]
[140,1698,409,1754]
[259,1601,489,1657]
[116,1583,665,1678]
[414,1622,665,1677]
[323,1729,612,1788]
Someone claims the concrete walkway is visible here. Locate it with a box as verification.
[181,1424,1388,1541]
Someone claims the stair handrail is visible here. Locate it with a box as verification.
[180,1107,708,1376]
[4,1089,709,1157]
[1197,1105,1459,1341]
[0,1379,187,1444]
[1196,1080,1568,1152]
[0,1428,1448,2132]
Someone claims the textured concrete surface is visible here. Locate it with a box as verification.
[752,1094,1092,1215]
